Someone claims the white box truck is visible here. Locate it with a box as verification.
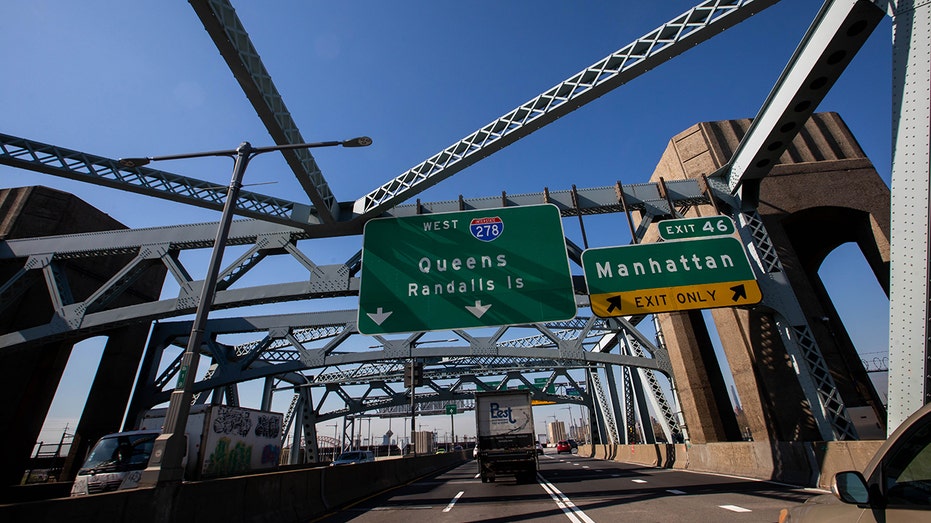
[474,390,538,483]
[70,404,283,496]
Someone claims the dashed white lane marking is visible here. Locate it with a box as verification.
[582,466,590,469]
[631,479,647,484]
[537,475,596,523]
[720,505,752,513]
[443,491,464,512]
[666,489,686,495]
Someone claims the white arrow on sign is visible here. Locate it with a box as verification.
[366,307,393,325]
[465,300,492,318]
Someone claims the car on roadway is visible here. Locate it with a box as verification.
[779,401,931,522]
[536,442,545,455]
[567,438,579,450]
[556,441,571,454]
[330,450,375,465]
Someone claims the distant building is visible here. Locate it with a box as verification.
[547,421,566,443]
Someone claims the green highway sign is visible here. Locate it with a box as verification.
[658,216,736,241]
[582,236,761,316]
[445,404,457,415]
[358,204,576,334]
[519,378,556,394]
[484,378,556,394]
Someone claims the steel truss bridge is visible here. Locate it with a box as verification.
[1,0,927,462]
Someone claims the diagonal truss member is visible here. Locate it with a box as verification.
[190,0,340,223]
[0,133,306,227]
[353,0,779,217]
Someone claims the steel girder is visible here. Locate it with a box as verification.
[624,334,682,443]
[189,0,340,223]
[352,0,779,217]
[125,306,675,433]
[0,182,709,353]
[300,374,590,426]
[135,310,672,397]
[3,1,772,230]
[717,0,885,205]
[0,132,708,234]
[886,0,931,429]
[0,133,314,228]
[732,209,857,440]
[1,0,909,444]
[689,0,887,439]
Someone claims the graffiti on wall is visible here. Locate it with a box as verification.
[261,444,280,465]
[213,406,252,437]
[254,414,281,439]
[204,437,252,477]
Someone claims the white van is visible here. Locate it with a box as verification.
[70,430,160,495]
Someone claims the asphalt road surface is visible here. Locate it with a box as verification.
[312,449,821,522]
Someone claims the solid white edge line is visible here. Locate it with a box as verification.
[672,467,830,492]
[443,491,465,513]
[537,480,582,523]
[538,474,596,523]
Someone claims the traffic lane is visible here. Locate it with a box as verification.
[314,460,573,523]
[313,461,478,522]
[539,452,819,522]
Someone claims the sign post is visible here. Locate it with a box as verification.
[445,404,457,448]
[582,236,762,316]
[358,204,576,334]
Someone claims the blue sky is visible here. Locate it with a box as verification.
[2,1,892,444]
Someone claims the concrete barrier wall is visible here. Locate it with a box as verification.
[612,444,662,467]
[810,440,883,488]
[683,441,815,486]
[580,440,884,489]
[0,452,468,523]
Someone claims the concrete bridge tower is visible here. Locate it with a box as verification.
[648,112,888,444]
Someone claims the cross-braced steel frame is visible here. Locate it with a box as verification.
[0,0,925,465]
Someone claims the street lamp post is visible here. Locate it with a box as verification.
[327,424,338,461]
[127,136,371,486]
[402,416,408,453]
[577,404,587,444]
[410,359,416,455]
[562,407,575,439]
